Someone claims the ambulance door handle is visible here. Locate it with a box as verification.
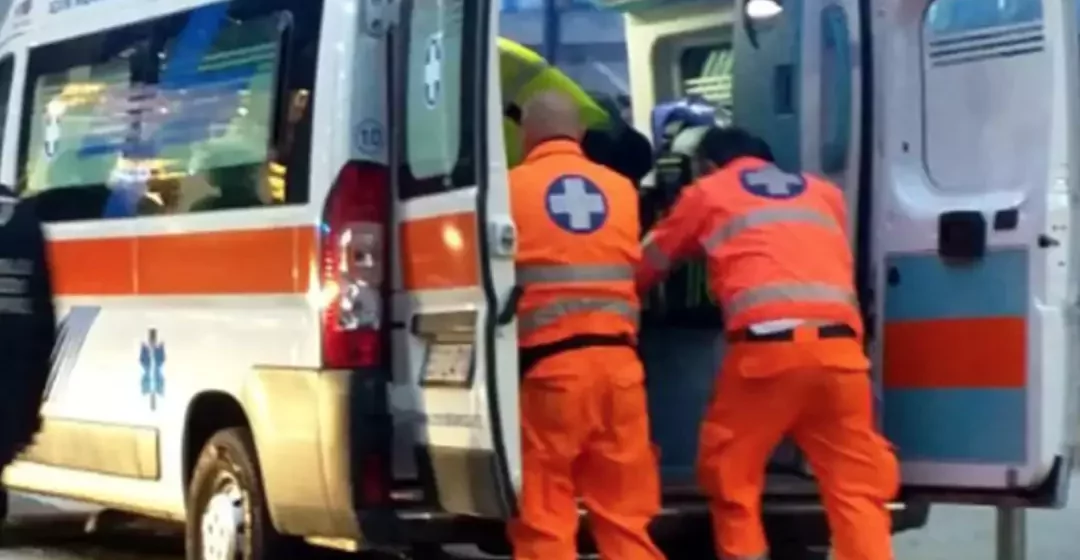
[938,210,986,261]
[487,218,517,259]
[886,266,900,286]
[487,217,519,326]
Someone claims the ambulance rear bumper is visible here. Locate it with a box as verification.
[650,496,930,549]
[375,497,930,550]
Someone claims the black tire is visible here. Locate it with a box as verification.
[185,427,299,560]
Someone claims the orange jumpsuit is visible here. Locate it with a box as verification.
[637,157,898,560]
[507,139,665,560]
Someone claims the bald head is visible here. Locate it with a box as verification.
[520,90,583,154]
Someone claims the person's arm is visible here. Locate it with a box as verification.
[636,184,710,293]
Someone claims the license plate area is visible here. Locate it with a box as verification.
[420,343,475,387]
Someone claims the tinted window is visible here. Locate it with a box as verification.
[0,57,13,161]
[398,0,480,199]
[17,0,322,221]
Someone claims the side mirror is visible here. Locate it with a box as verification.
[742,0,784,49]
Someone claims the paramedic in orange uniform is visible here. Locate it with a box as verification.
[637,127,898,560]
[507,90,665,560]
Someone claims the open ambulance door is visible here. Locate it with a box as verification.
[391,0,521,518]
[872,0,1078,506]
[731,0,866,474]
[732,0,863,224]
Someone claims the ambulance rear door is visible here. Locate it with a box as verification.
[872,0,1078,505]
[391,0,521,518]
[733,0,864,225]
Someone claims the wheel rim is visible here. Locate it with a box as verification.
[200,472,247,560]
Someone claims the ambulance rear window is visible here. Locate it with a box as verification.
[398,0,480,200]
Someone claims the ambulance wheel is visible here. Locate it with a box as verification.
[186,427,300,560]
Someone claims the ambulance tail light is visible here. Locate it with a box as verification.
[320,161,388,370]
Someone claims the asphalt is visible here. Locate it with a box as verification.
[0,481,1078,559]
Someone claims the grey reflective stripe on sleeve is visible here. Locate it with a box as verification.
[515,264,635,285]
[518,297,639,336]
[700,207,840,252]
[725,283,857,317]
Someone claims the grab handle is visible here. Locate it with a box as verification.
[820,5,852,174]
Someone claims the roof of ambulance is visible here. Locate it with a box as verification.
[0,0,35,46]
[0,0,230,52]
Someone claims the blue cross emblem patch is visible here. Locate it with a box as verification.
[545,175,608,234]
[139,329,165,411]
[740,165,806,200]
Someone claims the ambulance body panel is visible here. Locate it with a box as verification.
[0,0,1072,555]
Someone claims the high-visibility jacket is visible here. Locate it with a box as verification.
[510,139,641,349]
[637,156,862,333]
[0,186,56,468]
[499,38,610,167]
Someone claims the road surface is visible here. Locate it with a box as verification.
[0,479,1079,559]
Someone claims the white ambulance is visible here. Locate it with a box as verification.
[0,0,1074,558]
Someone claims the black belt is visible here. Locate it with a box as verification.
[519,333,634,379]
[726,323,857,343]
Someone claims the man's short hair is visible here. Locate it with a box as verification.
[696,126,775,168]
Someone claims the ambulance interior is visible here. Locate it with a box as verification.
[552,0,864,492]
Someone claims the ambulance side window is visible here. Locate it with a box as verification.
[14,0,322,222]
[15,25,151,221]
[398,0,479,200]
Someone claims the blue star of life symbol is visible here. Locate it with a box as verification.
[139,329,166,411]
[740,165,806,200]
[545,175,608,234]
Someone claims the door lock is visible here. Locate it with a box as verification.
[488,219,517,259]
